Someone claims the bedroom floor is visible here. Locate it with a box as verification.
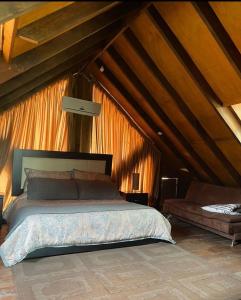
[0,221,241,300]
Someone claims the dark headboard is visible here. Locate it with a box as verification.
[12,149,112,196]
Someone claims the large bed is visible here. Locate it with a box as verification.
[0,149,174,267]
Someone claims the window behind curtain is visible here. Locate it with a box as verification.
[91,84,161,205]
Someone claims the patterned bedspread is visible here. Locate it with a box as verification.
[0,194,174,267]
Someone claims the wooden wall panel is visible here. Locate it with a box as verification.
[155,2,241,106]
[113,34,237,185]
[130,12,241,180]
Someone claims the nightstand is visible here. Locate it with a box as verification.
[0,195,3,229]
[120,192,148,206]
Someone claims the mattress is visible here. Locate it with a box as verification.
[0,193,174,267]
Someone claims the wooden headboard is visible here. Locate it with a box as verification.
[12,149,112,196]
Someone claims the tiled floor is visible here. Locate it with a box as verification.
[0,225,16,299]
[1,219,241,299]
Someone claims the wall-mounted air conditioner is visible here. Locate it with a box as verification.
[62,96,101,116]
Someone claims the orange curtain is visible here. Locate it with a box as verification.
[0,76,72,209]
[91,84,161,205]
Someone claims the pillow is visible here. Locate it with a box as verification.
[76,179,124,200]
[72,169,112,182]
[24,168,72,191]
[27,177,78,200]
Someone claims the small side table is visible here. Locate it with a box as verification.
[120,192,148,206]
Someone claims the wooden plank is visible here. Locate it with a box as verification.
[105,46,216,183]
[154,2,241,106]
[88,65,182,174]
[85,2,149,74]
[17,2,74,29]
[0,49,101,112]
[120,29,238,186]
[194,2,241,99]
[210,2,241,55]
[0,2,45,24]
[0,22,123,104]
[18,2,119,45]
[2,18,18,62]
[131,10,241,179]
[12,2,74,58]
[91,60,203,180]
[0,2,140,85]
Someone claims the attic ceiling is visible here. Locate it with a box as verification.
[1,2,241,186]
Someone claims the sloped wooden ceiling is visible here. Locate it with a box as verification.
[0,1,145,110]
[87,2,241,186]
[1,2,241,186]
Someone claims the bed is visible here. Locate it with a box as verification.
[0,149,174,267]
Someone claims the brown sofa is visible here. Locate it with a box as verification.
[163,181,241,246]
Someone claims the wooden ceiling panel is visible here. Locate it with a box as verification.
[88,62,198,176]
[0,2,45,24]
[130,12,230,141]
[113,33,237,185]
[210,2,241,55]
[130,11,241,181]
[0,2,140,88]
[155,2,241,106]
[17,2,119,45]
[17,2,73,29]
[100,50,212,181]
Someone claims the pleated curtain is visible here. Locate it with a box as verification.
[0,76,72,209]
[91,84,161,205]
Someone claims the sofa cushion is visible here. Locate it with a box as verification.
[185,181,241,205]
[164,199,241,234]
[164,199,241,223]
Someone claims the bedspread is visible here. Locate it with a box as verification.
[0,194,174,267]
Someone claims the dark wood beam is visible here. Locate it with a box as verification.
[0,2,45,24]
[0,2,141,85]
[147,5,241,152]
[193,2,241,80]
[0,22,123,104]
[147,5,223,107]
[107,46,218,183]
[95,58,202,180]
[124,28,241,185]
[18,2,119,44]
[86,1,150,73]
[0,46,104,112]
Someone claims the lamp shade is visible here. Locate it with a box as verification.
[132,173,140,191]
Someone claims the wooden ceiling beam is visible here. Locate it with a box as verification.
[2,18,18,63]
[0,49,101,113]
[106,46,216,182]
[124,28,241,186]
[0,22,122,101]
[193,2,241,83]
[17,2,120,45]
[0,2,140,86]
[0,2,45,24]
[147,5,223,107]
[94,59,202,180]
[147,6,241,149]
[86,1,151,70]
[88,63,183,173]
